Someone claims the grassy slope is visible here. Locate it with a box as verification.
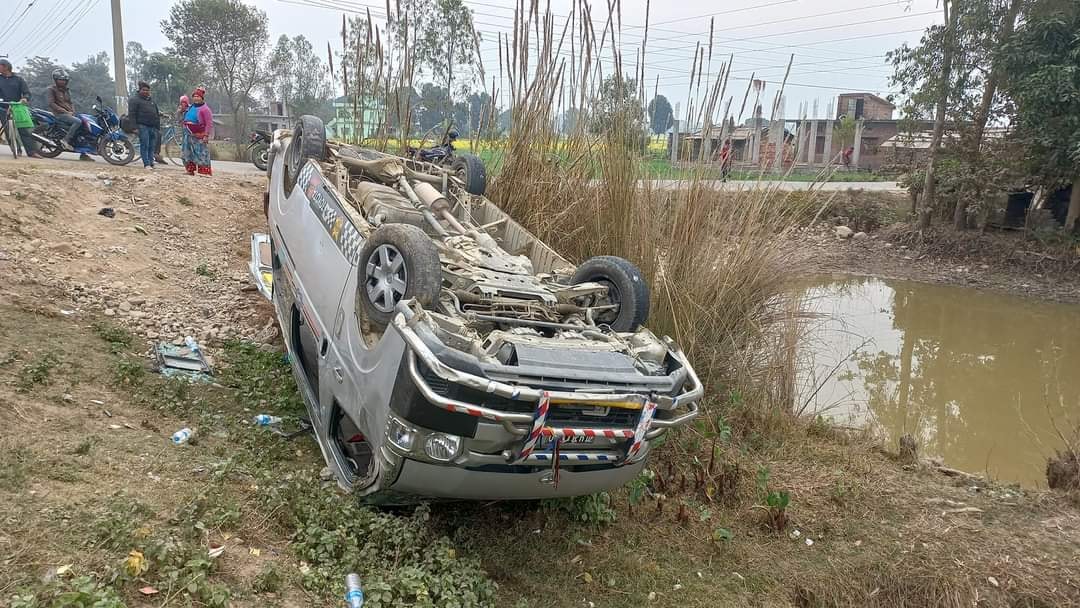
[2,304,1077,608]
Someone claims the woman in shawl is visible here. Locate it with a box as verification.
[181,88,213,176]
[175,95,190,123]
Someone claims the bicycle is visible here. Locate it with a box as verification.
[0,100,27,159]
[131,115,183,165]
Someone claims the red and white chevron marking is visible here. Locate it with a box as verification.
[542,427,636,439]
[623,400,658,463]
[514,392,551,462]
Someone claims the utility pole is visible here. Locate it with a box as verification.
[110,0,128,113]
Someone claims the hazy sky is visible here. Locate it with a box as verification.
[1,0,941,120]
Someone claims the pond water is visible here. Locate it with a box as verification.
[800,276,1080,487]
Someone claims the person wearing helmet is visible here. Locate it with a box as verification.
[46,68,90,160]
[0,58,40,157]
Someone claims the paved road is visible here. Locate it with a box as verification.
[0,151,264,176]
[2,153,899,191]
[650,179,902,192]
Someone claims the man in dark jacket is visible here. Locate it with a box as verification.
[0,58,41,158]
[128,81,161,168]
[46,68,90,160]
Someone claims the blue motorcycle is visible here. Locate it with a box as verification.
[30,95,134,165]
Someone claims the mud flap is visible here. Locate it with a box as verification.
[249,233,273,301]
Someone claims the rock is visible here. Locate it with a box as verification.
[883,243,893,249]
[852,231,868,240]
[127,297,146,307]
[119,301,132,312]
[104,308,116,317]
[835,226,854,240]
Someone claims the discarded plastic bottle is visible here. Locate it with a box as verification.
[172,428,194,445]
[345,573,364,608]
[184,336,201,354]
[253,414,283,426]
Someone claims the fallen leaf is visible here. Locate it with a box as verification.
[139,587,159,596]
[124,550,147,576]
[208,545,226,559]
[988,576,1000,588]
[249,547,261,557]
[582,572,593,584]
[55,564,73,575]
[134,225,148,235]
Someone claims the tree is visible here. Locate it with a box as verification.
[162,0,269,152]
[890,1,1023,229]
[1003,0,1080,232]
[125,41,149,93]
[141,52,203,108]
[590,75,645,146]
[265,34,333,120]
[647,94,673,135]
[415,82,451,135]
[919,0,959,230]
[389,0,479,93]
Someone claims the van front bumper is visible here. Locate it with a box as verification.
[388,456,647,500]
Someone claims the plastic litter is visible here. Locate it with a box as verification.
[254,414,283,426]
[345,573,364,608]
[171,428,194,445]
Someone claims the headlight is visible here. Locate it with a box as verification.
[423,433,462,462]
[387,417,416,452]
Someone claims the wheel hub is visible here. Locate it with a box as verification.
[365,244,408,313]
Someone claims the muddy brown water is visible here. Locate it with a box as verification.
[800,276,1080,487]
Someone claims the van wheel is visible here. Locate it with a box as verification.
[571,256,650,332]
[451,153,487,196]
[284,115,326,196]
[357,224,442,329]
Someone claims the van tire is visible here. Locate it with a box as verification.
[284,115,326,196]
[358,224,442,329]
[571,256,650,332]
[451,153,487,196]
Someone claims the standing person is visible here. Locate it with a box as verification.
[718,139,733,180]
[176,95,190,123]
[128,81,161,169]
[0,58,41,158]
[46,69,90,160]
[181,88,213,176]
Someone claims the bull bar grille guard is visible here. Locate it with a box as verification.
[391,302,702,465]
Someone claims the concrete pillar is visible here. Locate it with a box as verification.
[823,119,835,166]
[808,120,819,167]
[670,120,680,163]
[852,119,865,170]
[751,116,762,165]
[773,120,785,173]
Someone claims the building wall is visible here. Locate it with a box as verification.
[836,94,895,120]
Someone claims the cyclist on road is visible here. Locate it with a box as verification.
[0,58,41,158]
[47,68,92,161]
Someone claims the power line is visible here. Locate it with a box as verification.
[12,0,86,57]
[0,1,36,46]
[37,0,104,59]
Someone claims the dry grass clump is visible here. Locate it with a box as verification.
[487,0,816,420]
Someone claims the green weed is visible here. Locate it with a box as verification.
[112,358,146,387]
[542,492,617,525]
[16,351,60,392]
[72,438,93,456]
[177,195,194,206]
[195,263,216,278]
[92,322,133,355]
[8,575,124,608]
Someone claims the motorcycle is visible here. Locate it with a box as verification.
[30,96,135,166]
[405,130,487,196]
[248,129,271,171]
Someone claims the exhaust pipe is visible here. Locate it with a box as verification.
[31,132,55,146]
